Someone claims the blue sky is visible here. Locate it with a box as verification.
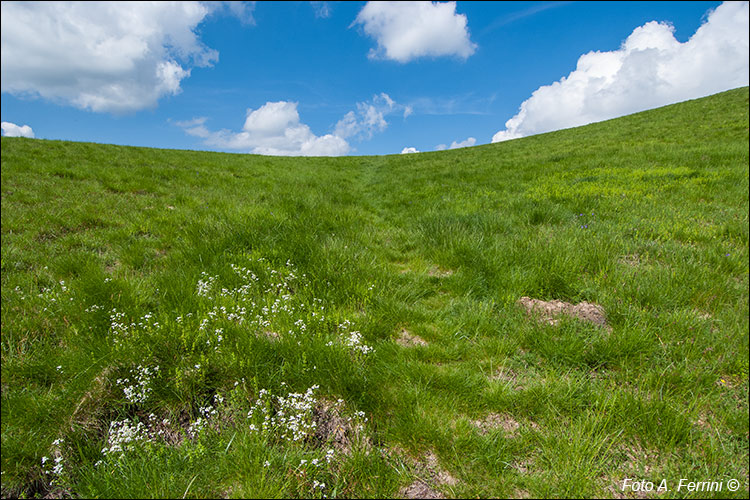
[1,1,748,156]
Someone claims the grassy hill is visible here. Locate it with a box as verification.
[1,87,748,498]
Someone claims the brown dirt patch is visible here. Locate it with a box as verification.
[471,412,540,437]
[424,450,458,486]
[393,448,458,499]
[397,328,428,347]
[472,412,520,436]
[313,399,369,454]
[399,480,444,499]
[517,296,610,331]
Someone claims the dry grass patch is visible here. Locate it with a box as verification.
[470,412,539,438]
[396,328,428,347]
[517,296,611,331]
[427,266,454,278]
[489,367,526,391]
[69,367,114,435]
[605,443,666,498]
[619,254,641,267]
[260,330,280,341]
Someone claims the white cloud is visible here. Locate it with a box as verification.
[401,147,419,154]
[449,137,476,149]
[0,1,218,113]
[219,1,256,25]
[310,1,331,19]
[1,121,34,138]
[435,136,476,150]
[334,93,402,140]
[179,101,351,156]
[178,93,405,156]
[353,1,476,63]
[492,1,750,142]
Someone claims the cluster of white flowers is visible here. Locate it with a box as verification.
[331,320,374,356]
[187,417,207,439]
[188,393,225,438]
[12,286,27,300]
[108,309,161,345]
[37,280,75,312]
[147,413,172,440]
[348,410,369,432]
[84,303,103,313]
[247,385,320,442]
[108,309,129,343]
[344,330,374,355]
[41,438,66,485]
[312,479,326,491]
[116,365,159,404]
[193,258,328,342]
[101,419,150,458]
[196,272,219,298]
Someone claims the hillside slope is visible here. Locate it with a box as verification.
[2,87,748,498]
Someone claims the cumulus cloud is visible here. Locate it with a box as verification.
[179,101,350,156]
[1,121,34,138]
[353,1,477,62]
[401,147,419,154]
[178,93,407,156]
[0,1,219,113]
[435,136,476,150]
[492,1,749,142]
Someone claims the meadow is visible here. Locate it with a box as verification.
[1,87,748,498]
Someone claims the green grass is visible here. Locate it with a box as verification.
[2,87,748,499]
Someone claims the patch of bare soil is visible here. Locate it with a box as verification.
[397,328,428,347]
[693,310,712,320]
[471,412,521,437]
[394,449,458,499]
[619,254,641,267]
[399,479,445,499]
[260,330,280,340]
[606,444,665,498]
[313,399,370,454]
[513,457,535,475]
[427,266,454,278]
[517,296,610,331]
[424,450,458,486]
